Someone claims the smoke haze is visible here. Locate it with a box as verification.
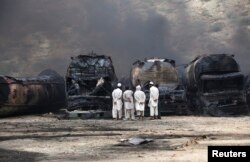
[0,0,249,77]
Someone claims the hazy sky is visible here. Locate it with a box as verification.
[0,0,249,77]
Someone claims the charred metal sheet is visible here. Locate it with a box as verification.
[0,69,66,117]
[66,52,117,111]
[130,58,188,115]
[63,110,112,119]
[67,95,111,111]
[185,54,248,116]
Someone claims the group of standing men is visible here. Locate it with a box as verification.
[112,81,160,120]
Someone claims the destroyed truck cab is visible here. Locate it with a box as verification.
[66,53,117,111]
[185,54,248,116]
[130,58,188,115]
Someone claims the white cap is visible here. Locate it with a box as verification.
[117,83,122,87]
[149,81,154,85]
[136,85,141,90]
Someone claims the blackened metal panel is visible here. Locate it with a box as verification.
[66,53,117,111]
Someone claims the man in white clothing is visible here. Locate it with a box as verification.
[134,85,146,120]
[112,83,123,120]
[123,86,135,120]
[148,81,160,120]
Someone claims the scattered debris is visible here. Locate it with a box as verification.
[183,139,198,147]
[119,139,128,142]
[129,137,154,145]
[120,137,154,145]
[60,109,112,119]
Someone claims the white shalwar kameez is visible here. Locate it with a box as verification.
[112,88,123,119]
[134,86,146,117]
[148,86,159,117]
[123,90,135,120]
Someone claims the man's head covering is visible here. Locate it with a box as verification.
[149,81,154,85]
[136,85,141,90]
[117,83,122,87]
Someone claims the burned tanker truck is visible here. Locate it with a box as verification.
[244,74,250,108]
[185,54,248,116]
[130,58,188,115]
[66,53,117,112]
[0,69,66,117]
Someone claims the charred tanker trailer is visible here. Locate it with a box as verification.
[0,69,66,117]
[185,54,248,116]
[66,53,117,112]
[244,74,250,108]
[130,58,188,115]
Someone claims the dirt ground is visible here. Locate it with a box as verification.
[0,115,250,162]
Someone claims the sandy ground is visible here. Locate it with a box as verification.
[0,115,250,162]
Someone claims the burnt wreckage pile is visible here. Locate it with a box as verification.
[66,53,117,111]
[65,53,248,116]
[0,53,249,117]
